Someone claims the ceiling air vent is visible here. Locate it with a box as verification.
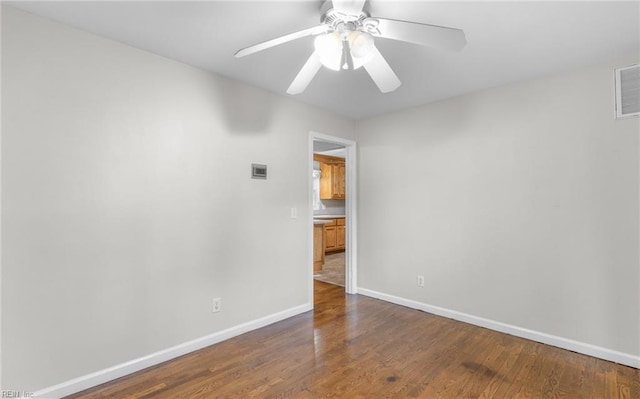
[615,64,639,118]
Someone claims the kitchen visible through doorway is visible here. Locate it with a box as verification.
[313,139,346,290]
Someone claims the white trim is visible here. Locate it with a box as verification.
[345,142,358,295]
[307,136,316,306]
[33,303,312,399]
[0,5,4,389]
[358,288,640,369]
[310,132,358,295]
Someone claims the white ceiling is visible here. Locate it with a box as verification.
[7,1,639,120]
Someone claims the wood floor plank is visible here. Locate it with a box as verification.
[477,340,526,399]
[66,282,639,399]
[490,341,543,398]
[620,363,640,399]
[455,332,511,398]
[577,356,598,398]
[602,359,621,399]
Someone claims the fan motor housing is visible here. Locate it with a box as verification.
[320,0,370,27]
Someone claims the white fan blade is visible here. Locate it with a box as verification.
[332,0,366,16]
[235,25,329,58]
[287,52,322,95]
[363,46,401,93]
[368,17,466,51]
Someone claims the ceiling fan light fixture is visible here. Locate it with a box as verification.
[315,30,375,71]
[314,32,342,71]
[348,31,374,58]
[235,0,467,94]
[348,30,375,69]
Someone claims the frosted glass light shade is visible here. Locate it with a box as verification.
[349,31,374,69]
[314,33,342,71]
[349,31,374,58]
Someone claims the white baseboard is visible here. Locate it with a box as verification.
[357,288,640,369]
[33,303,313,399]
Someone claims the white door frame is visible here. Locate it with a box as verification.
[308,131,358,303]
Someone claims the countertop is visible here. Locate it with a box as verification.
[313,214,346,219]
[313,219,334,225]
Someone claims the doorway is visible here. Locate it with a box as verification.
[309,132,357,306]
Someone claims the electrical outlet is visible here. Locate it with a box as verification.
[212,297,221,313]
[417,275,425,287]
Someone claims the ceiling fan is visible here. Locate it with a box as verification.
[234,0,466,95]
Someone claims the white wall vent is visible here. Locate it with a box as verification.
[615,64,639,118]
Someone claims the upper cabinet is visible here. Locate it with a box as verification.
[315,154,345,200]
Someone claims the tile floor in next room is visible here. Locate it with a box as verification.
[313,252,345,287]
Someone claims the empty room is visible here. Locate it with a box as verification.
[1,1,639,398]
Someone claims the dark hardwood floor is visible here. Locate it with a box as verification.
[67,281,639,398]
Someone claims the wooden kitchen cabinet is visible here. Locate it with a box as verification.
[336,218,346,249]
[315,154,345,199]
[323,219,338,251]
[313,224,325,272]
[333,163,345,199]
[320,218,345,253]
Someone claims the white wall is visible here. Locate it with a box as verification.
[3,4,639,393]
[356,59,640,360]
[1,7,355,391]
